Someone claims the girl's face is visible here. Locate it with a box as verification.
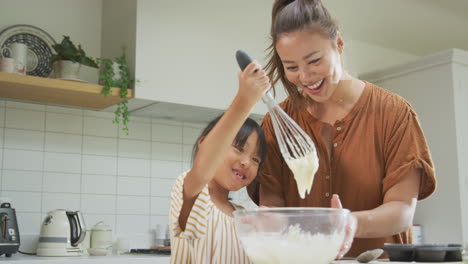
[215,131,261,192]
[275,30,344,103]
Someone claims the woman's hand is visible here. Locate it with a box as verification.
[237,61,270,107]
[331,194,357,259]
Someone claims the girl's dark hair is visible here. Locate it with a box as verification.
[265,0,340,109]
[191,114,267,195]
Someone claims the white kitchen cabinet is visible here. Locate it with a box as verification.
[101,0,283,121]
[361,49,468,245]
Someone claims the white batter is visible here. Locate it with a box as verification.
[285,152,319,199]
[240,224,343,264]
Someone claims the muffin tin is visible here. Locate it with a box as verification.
[383,243,464,262]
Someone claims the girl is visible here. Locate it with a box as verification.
[169,60,269,263]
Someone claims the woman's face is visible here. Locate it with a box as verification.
[215,131,261,192]
[275,30,343,103]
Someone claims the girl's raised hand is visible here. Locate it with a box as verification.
[237,61,270,107]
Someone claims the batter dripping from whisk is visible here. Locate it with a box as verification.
[285,152,319,199]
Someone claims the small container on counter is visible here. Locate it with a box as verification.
[153,224,169,247]
[90,221,113,255]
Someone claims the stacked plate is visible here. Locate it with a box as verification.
[0,24,56,77]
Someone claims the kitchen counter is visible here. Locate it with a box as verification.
[0,254,170,264]
[2,255,464,264]
[334,260,467,264]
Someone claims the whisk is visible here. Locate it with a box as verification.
[235,50,319,199]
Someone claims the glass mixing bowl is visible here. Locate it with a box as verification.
[233,207,349,264]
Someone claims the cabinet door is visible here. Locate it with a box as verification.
[134,0,275,115]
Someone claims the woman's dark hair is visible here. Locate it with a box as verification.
[191,113,267,172]
[265,0,340,109]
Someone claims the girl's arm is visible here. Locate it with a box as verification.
[179,61,270,230]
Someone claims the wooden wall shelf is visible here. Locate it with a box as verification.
[0,72,134,109]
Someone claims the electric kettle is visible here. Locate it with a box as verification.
[36,210,86,257]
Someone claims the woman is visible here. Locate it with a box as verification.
[251,0,437,258]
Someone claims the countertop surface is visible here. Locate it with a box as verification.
[0,254,170,263]
[1,254,465,264]
[334,260,467,264]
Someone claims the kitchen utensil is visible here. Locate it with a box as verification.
[0,202,20,257]
[1,43,28,74]
[153,224,170,247]
[383,243,464,262]
[0,57,18,73]
[36,210,86,256]
[235,50,319,198]
[116,237,130,254]
[0,24,56,77]
[356,248,384,263]
[90,221,112,254]
[233,207,349,264]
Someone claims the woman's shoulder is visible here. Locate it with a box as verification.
[366,81,415,115]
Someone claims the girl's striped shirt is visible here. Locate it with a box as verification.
[169,171,253,264]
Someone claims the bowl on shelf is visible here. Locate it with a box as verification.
[233,207,349,264]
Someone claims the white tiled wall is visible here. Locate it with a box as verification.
[0,100,206,248]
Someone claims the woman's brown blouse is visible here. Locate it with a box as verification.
[256,82,436,257]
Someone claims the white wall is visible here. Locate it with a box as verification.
[0,0,102,83]
[453,61,468,244]
[344,39,420,77]
[101,0,136,79]
[0,99,206,249]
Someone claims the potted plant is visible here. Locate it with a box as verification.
[50,36,98,79]
[97,54,132,134]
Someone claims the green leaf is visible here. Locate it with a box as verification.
[98,52,132,134]
[78,57,98,68]
[50,36,97,68]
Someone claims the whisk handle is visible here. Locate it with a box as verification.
[235,50,254,72]
[235,50,275,106]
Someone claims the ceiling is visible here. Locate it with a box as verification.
[325,0,468,56]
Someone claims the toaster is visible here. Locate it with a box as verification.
[0,202,20,257]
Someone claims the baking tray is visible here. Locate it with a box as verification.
[383,243,464,262]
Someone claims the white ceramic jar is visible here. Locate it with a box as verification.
[90,221,113,252]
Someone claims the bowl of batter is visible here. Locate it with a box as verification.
[233,207,349,264]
